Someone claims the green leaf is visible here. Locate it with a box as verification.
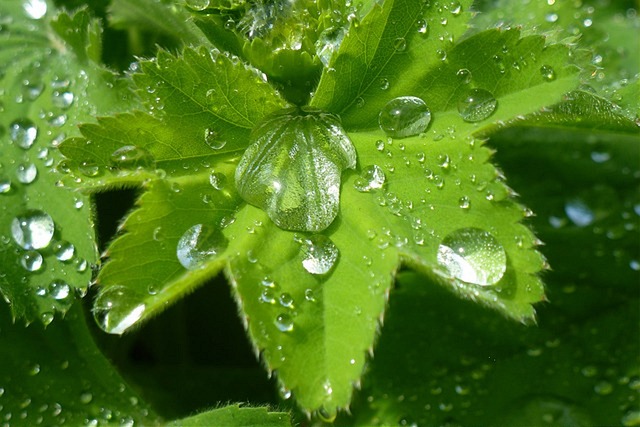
[0,4,137,322]
[0,303,160,425]
[109,0,209,47]
[167,404,291,427]
[310,0,474,128]
[59,47,288,189]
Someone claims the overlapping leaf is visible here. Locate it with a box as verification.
[58,0,581,419]
[0,2,137,322]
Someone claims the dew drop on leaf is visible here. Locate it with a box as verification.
[204,127,226,150]
[393,37,407,52]
[297,234,339,275]
[93,286,146,335]
[275,312,294,332]
[354,165,386,192]
[52,240,75,261]
[209,171,227,190]
[23,0,47,19]
[0,178,11,194]
[185,0,210,11]
[565,198,595,227]
[9,118,38,149]
[437,227,507,286]
[52,91,74,109]
[176,224,227,270]
[15,163,37,184]
[20,251,43,272]
[235,107,356,232]
[378,96,432,138]
[79,160,100,177]
[540,64,556,81]
[416,19,428,34]
[457,88,498,122]
[449,1,462,15]
[456,68,472,84]
[48,280,71,301]
[11,210,54,250]
[110,145,155,170]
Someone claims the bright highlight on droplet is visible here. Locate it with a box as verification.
[11,210,55,250]
[437,227,507,286]
[297,234,339,275]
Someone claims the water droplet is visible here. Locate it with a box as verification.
[176,224,227,270]
[20,251,43,271]
[53,241,75,261]
[11,210,55,250]
[379,96,432,138]
[279,293,294,308]
[185,0,210,11]
[52,91,74,109]
[379,78,390,90]
[209,171,227,190]
[16,163,37,184]
[437,228,507,286]
[590,151,610,163]
[393,37,407,52]
[204,127,226,150]
[456,68,472,84]
[235,108,356,232]
[458,196,471,209]
[622,410,640,426]
[457,88,497,122]
[23,0,47,19]
[79,161,100,177]
[110,145,155,170]
[540,65,556,81]
[48,280,71,301]
[298,234,339,275]
[93,286,146,335]
[417,19,428,34]
[594,381,613,395]
[79,392,93,404]
[275,313,293,332]
[9,119,38,149]
[41,312,54,325]
[354,165,386,192]
[449,1,462,15]
[565,198,594,227]
[0,179,11,194]
[304,288,316,302]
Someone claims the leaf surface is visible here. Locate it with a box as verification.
[0,4,137,322]
[167,404,291,427]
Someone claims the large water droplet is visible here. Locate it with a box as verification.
[378,96,432,138]
[9,119,38,149]
[185,0,210,11]
[437,228,507,286]
[209,171,227,190]
[235,107,356,232]
[93,286,146,335]
[110,146,155,170]
[298,234,339,275]
[275,313,294,332]
[11,210,55,250]
[354,165,386,192]
[176,224,228,270]
[23,0,47,19]
[52,240,75,261]
[457,88,497,122]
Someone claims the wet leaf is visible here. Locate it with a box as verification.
[0,4,137,323]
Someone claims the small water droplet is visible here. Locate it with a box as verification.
[176,224,228,270]
[449,1,462,15]
[456,68,472,84]
[621,410,640,426]
[52,91,74,109]
[93,286,146,335]
[275,313,294,332]
[0,179,12,194]
[79,392,93,404]
[9,119,38,149]
[298,235,339,275]
[417,19,428,34]
[48,280,71,301]
[11,210,55,250]
[304,288,316,302]
[16,163,37,184]
[20,251,43,271]
[79,161,100,177]
[594,381,613,395]
[204,127,226,150]
[379,96,432,138]
[209,171,227,190]
[354,165,386,192]
[565,198,596,227]
[458,196,471,209]
[540,65,556,81]
[53,241,75,261]
[393,37,407,52]
[457,88,497,122]
[437,228,507,286]
[185,0,210,10]
[379,78,390,90]
[110,145,155,170]
[279,292,294,308]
